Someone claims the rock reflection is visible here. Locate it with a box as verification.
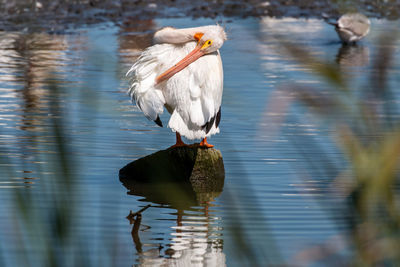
[336,44,369,67]
[120,147,226,266]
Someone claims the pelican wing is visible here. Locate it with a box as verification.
[164,46,224,139]
[190,51,223,130]
[126,45,167,125]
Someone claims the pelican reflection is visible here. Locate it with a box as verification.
[120,147,226,266]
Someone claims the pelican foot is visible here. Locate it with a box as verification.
[170,132,189,149]
[199,138,214,148]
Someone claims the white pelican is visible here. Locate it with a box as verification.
[127,25,227,148]
[324,13,370,44]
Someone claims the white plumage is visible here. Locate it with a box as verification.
[127,25,226,147]
[335,13,370,44]
[324,13,370,44]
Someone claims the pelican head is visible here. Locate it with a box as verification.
[155,25,227,84]
[194,26,227,53]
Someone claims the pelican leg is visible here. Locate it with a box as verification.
[199,137,214,148]
[170,132,188,148]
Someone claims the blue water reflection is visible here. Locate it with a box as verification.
[0,16,399,266]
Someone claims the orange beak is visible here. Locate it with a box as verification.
[155,44,205,84]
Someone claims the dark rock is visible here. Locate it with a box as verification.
[119,146,225,209]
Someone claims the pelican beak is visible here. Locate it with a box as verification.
[155,43,205,84]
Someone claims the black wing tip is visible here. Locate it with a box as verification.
[202,107,222,134]
[205,116,215,134]
[215,107,221,128]
[154,116,163,127]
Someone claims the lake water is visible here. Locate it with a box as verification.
[0,17,399,266]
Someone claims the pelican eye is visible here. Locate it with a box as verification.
[201,39,213,49]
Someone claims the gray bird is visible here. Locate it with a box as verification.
[324,13,371,44]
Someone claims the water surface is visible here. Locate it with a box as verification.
[0,17,399,266]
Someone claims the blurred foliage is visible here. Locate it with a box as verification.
[10,81,82,267]
[281,31,400,265]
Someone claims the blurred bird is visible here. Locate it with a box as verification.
[127,25,227,148]
[324,13,370,44]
